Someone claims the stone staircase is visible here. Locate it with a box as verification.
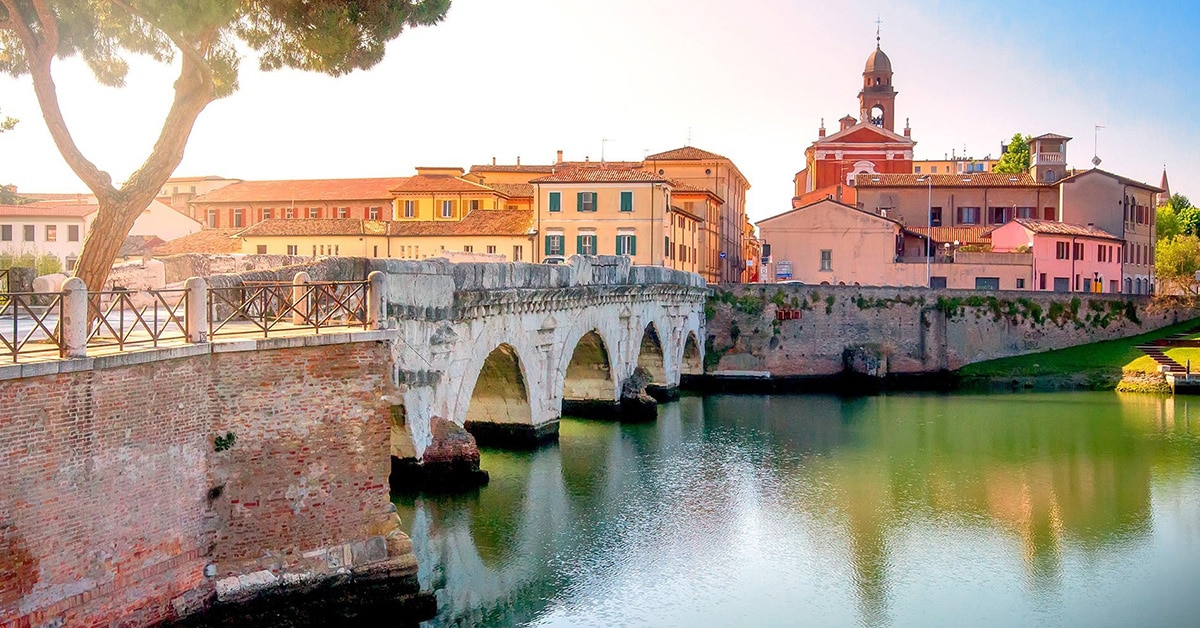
[1136,324,1200,375]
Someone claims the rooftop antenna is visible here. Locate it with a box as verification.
[1093,124,1105,167]
[687,126,693,145]
[601,137,613,163]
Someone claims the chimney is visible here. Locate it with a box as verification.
[492,157,496,165]
[903,118,911,138]
[516,156,521,166]
[1087,222,1095,231]
[585,156,590,162]
[818,118,825,138]
[556,149,564,164]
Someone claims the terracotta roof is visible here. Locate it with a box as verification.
[0,202,94,218]
[19,192,94,203]
[235,218,390,237]
[1031,133,1072,141]
[468,164,556,174]
[531,167,667,184]
[792,184,857,208]
[1006,219,1122,241]
[486,183,535,198]
[552,160,645,171]
[856,172,1040,187]
[390,210,534,237]
[119,235,165,257]
[645,146,730,161]
[153,229,243,255]
[902,226,991,245]
[191,177,409,204]
[389,175,499,194]
[1057,168,1163,193]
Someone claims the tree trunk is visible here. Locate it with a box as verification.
[71,196,147,291]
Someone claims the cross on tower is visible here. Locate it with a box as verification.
[875,15,882,47]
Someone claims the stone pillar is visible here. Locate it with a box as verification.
[184,276,208,343]
[61,277,88,358]
[291,271,310,326]
[367,271,386,330]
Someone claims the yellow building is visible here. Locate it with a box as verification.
[390,167,511,221]
[912,156,998,175]
[669,183,723,283]
[530,166,700,273]
[235,219,392,258]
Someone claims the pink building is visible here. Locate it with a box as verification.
[988,219,1122,293]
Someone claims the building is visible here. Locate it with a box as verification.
[530,166,701,273]
[153,228,244,256]
[158,175,240,213]
[644,147,750,282]
[188,177,408,228]
[912,155,997,175]
[390,167,511,221]
[1057,168,1159,294]
[793,39,915,207]
[0,203,90,270]
[668,182,723,284]
[988,220,1123,293]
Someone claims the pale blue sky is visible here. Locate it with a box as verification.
[0,0,1195,222]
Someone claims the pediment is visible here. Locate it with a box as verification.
[817,121,914,146]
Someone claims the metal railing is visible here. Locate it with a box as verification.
[207,279,370,339]
[86,288,190,351]
[0,291,65,362]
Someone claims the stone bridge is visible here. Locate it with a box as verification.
[376,255,708,456]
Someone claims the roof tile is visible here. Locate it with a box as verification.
[191,177,409,204]
[857,173,1040,187]
[390,175,499,194]
[645,146,730,161]
[153,229,243,255]
[531,167,667,184]
[390,210,534,237]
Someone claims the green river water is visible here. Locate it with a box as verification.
[395,392,1200,627]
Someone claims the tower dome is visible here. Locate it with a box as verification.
[864,46,892,73]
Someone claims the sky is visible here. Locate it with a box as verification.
[0,0,1197,224]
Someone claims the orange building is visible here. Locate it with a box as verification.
[188,177,407,228]
[793,39,915,206]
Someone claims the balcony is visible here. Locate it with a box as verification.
[1033,152,1065,165]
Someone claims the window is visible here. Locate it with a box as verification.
[262,208,273,220]
[66,255,77,271]
[1040,273,1047,290]
[22,225,34,242]
[44,225,56,242]
[463,245,473,253]
[470,199,480,212]
[577,191,596,212]
[513,245,523,261]
[404,200,415,218]
[914,166,922,174]
[975,277,1000,291]
[931,166,938,173]
[256,245,267,254]
[1016,207,1034,219]
[1053,277,1070,292]
[1043,207,1055,221]
[285,207,295,219]
[930,207,942,227]
[616,233,637,256]
[665,236,670,256]
[545,234,565,256]
[233,208,244,228]
[337,207,349,218]
[988,207,1008,225]
[1110,280,1118,293]
[308,207,320,219]
[369,206,382,220]
[549,191,562,212]
[1045,170,1058,183]
[1073,242,1084,260]
[1083,278,1092,293]
[929,276,947,289]
[486,245,496,254]
[620,191,633,212]
[1056,241,1069,260]
[441,200,453,218]
[1,225,11,241]
[373,245,379,258]
[68,225,79,242]
[578,233,597,255]
[207,209,218,228]
[820,249,832,271]
[957,206,980,225]
[1016,278,1026,289]
[287,245,298,255]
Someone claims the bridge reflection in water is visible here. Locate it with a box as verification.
[396,392,1200,627]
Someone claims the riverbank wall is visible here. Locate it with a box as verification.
[0,335,423,627]
[702,285,1191,384]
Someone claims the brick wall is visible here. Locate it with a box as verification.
[706,285,1192,377]
[0,340,396,627]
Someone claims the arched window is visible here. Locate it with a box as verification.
[1045,170,1058,183]
[875,77,881,86]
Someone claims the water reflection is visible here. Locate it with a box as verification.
[395,393,1200,627]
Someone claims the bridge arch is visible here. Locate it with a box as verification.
[681,331,702,376]
[461,343,533,428]
[637,321,666,384]
[562,329,618,404]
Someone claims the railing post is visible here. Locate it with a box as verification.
[62,277,88,358]
[292,272,310,326]
[367,271,386,330]
[185,276,208,343]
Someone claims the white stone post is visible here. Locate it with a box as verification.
[61,277,88,358]
[184,276,208,343]
[292,271,310,326]
[367,271,386,330]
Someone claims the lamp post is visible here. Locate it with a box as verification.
[918,175,932,287]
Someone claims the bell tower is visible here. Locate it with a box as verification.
[858,25,897,132]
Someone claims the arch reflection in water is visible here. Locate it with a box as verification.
[396,392,1200,627]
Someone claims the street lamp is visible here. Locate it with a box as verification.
[918,175,932,286]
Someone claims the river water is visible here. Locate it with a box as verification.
[395,392,1200,627]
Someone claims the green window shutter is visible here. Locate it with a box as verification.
[615,235,623,255]
[577,192,584,212]
[577,235,584,254]
[588,235,596,253]
[630,235,637,256]
[549,192,561,212]
[545,235,552,255]
[621,191,632,212]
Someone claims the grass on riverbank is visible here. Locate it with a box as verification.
[958,318,1200,378]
